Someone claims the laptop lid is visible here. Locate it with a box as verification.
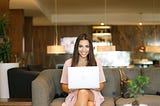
[68,66,99,89]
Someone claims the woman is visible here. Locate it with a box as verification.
[60,33,106,106]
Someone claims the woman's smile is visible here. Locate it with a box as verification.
[78,40,90,58]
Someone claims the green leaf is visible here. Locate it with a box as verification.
[128,75,149,99]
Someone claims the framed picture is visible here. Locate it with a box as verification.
[60,37,77,54]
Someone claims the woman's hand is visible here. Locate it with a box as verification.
[92,82,105,91]
[61,83,70,93]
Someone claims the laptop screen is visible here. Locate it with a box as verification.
[68,66,100,89]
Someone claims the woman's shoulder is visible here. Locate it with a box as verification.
[95,58,103,66]
[95,58,101,63]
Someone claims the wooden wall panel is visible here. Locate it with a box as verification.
[24,17,33,52]
[0,0,9,16]
[31,26,91,68]
[112,25,160,52]
[9,9,24,62]
[111,25,160,59]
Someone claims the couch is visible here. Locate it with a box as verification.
[7,65,44,98]
[32,67,160,106]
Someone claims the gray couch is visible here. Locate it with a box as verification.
[32,67,160,106]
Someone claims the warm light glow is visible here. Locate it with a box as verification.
[92,25,111,36]
[97,46,116,52]
[100,23,104,25]
[47,45,65,54]
[92,26,111,29]
[139,22,142,25]
[145,46,160,53]
[92,33,111,36]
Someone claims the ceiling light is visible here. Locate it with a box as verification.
[138,12,143,25]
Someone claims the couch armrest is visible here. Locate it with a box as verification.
[32,69,58,106]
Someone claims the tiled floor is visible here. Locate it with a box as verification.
[0,98,32,106]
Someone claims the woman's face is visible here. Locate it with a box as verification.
[78,40,90,58]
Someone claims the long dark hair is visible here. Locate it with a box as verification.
[71,33,97,66]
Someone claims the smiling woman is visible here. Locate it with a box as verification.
[60,33,106,106]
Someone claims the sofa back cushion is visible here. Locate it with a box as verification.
[51,69,68,98]
[123,67,141,79]
[27,64,44,72]
[142,67,160,95]
[102,67,141,98]
[102,68,121,97]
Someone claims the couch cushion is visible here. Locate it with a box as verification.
[116,95,160,106]
[102,68,121,97]
[50,98,65,106]
[101,96,115,106]
[123,67,141,79]
[27,64,44,72]
[51,69,64,97]
[142,67,160,95]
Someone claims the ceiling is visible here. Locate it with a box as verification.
[9,0,160,26]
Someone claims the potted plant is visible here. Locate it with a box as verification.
[127,75,149,106]
[0,14,19,98]
[0,14,12,63]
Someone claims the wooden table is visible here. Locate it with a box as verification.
[0,98,32,106]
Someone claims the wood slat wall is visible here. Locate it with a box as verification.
[30,25,92,68]
[0,0,9,16]
[9,9,24,63]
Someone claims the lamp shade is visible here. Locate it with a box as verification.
[97,46,116,52]
[145,46,160,53]
[47,45,65,54]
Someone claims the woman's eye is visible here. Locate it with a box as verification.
[78,45,89,48]
[85,45,89,48]
[78,45,83,48]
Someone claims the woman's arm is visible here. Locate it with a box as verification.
[95,82,105,91]
[61,83,70,93]
[61,83,78,93]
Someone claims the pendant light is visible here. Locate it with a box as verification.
[95,0,116,52]
[47,0,65,54]
[138,12,143,25]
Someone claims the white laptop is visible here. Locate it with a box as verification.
[68,66,99,89]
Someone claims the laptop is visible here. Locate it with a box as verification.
[68,66,99,89]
